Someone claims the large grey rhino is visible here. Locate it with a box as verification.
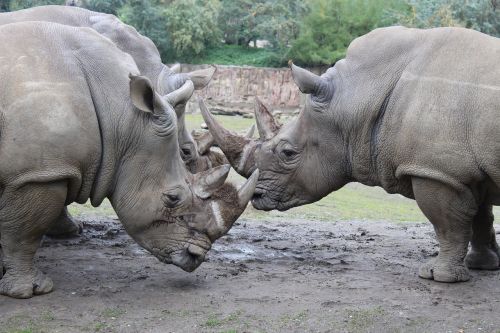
[0,21,258,299]
[202,26,500,283]
[0,5,215,165]
[0,5,218,236]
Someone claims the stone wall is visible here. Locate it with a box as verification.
[180,64,305,115]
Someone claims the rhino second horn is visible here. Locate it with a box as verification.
[289,61,327,96]
[188,66,216,90]
[254,97,279,140]
[196,131,215,155]
[193,164,231,199]
[170,63,181,73]
[245,124,256,138]
[165,80,194,107]
[237,169,259,208]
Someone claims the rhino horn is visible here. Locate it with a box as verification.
[289,60,328,96]
[237,169,259,208]
[254,97,279,140]
[170,63,181,73]
[165,80,194,107]
[199,98,257,177]
[245,124,255,138]
[210,169,259,236]
[187,66,216,90]
[195,131,216,155]
[193,164,231,199]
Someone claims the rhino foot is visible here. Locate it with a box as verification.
[418,258,470,282]
[46,208,82,238]
[0,268,53,299]
[465,247,500,270]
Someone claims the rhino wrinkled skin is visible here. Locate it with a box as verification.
[0,5,219,236]
[203,26,500,283]
[0,22,258,299]
[0,5,215,168]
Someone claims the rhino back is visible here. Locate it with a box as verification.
[0,22,138,204]
[0,5,163,81]
[373,28,500,192]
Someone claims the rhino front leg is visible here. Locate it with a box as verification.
[0,181,67,298]
[46,207,83,238]
[412,177,476,282]
[465,203,500,270]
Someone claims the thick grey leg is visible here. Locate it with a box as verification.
[412,177,476,282]
[0,182,66,298]
[465,204,500,270]
[46,207,82,238]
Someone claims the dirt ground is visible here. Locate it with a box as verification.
[1,215,500,333]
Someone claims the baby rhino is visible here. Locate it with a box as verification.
[0,21,258,299]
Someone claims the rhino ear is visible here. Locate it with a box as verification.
[129,74,163,115]
[289,61,332,103]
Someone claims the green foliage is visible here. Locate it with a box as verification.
[391,0,500,37]
[2,0,498,66]
[191,44,284,67]
[164,0,221,59]
[8,0,63,11]
[84,0,126,15]
[288,0,406,66]
[118,0,171,58]
[218,0,306,49]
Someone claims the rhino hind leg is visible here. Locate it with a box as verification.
[412,177,475,282]
[465,204,500,270]
[0,181,67,298]
[46,207,83,238]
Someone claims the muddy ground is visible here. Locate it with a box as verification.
[1,215,499,333]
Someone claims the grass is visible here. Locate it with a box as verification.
[345,306,386,332]
[203,311,242,328]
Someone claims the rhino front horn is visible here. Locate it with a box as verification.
[254,97,279,140]
[199,98,257,177]
[193,164,231,199]
[237,169,259,208]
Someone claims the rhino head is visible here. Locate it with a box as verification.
[156,65,217,170]
[201,63,349,211]
[111,74,258,272]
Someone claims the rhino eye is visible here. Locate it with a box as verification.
[282,149,297,158]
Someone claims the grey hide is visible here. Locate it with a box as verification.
[0,22,258,299]
[202,26,500,283]
[0,5,216,169]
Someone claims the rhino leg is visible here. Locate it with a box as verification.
[0,181,67,298]
[465,204,500,270]
[412,177,475,282]
[46,207,83,238]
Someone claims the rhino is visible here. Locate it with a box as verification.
[0,21,258,299]
[201,26,500,283]
[0,5,217,236]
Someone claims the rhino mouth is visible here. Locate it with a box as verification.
[252,186,307,212]
[171,244,209,272]
[153,242,210,272]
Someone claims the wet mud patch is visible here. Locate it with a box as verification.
[1,217,500,332]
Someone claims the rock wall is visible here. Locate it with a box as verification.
[180,64,306,114]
